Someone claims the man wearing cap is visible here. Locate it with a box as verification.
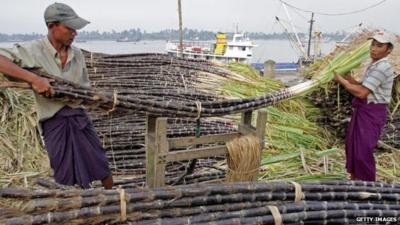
[0,3,113,189]
[335,31,396,181]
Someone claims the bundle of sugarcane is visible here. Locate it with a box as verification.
[89,109,234,172]
[85,53,234,77]
[13,41,370,118]
[15,70,268,117]
[1,180,400,225]
[4,45,370,122]
[307,83,353,138]
[32,168,226,191]
[258,109,345,182]
[87,111,230,186]
[303,32,370,136]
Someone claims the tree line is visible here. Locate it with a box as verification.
[0,28,347,42]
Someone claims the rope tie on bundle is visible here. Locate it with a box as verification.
[107,89,118,114]
[267,205,282,225]
[117,188,127,222]
[226,134,261,182]
[180,72,187,90]
[290,181,303,202]
[195,100,202,119]
[46,212,53,223]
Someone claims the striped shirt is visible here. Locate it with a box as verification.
[362,57,395,104]
[0,38,90,122]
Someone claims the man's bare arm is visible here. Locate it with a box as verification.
[344,75,360,85]
[0,55,54,96]
[335,74,370,99]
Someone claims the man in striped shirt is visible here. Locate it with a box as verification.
[335,31,396,181]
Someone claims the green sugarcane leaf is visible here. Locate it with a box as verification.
[261,152,300,164]
[316,148,338,157]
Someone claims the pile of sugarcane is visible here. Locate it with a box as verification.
[1,180,400,224]
[80,47,368,183]
[0,33,393,189]
[90,109,233,172]
[0,87,50,187]
[79,50,348,184]
[0,38,374,187]
[0,53,240,187]
[82,53,239,184]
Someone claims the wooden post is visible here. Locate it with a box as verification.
[241,110,252,125]
[154,117,168,187]
[146,116,169,188]
[239,111,254,135]
[255,109,268,181]
[264,60,276,78]
[178,0,183,58]
[145,115,157,188]
[255,110,267,147]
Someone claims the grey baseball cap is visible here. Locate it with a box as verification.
[44,2,90,30]
[369,30,396,48]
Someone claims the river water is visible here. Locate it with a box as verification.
[0,39,337,63]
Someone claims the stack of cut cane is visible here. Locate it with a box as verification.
[1,180,399,225]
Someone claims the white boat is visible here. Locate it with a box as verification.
[166,32,256,64]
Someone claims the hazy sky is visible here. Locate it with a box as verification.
[1,0,399,34]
